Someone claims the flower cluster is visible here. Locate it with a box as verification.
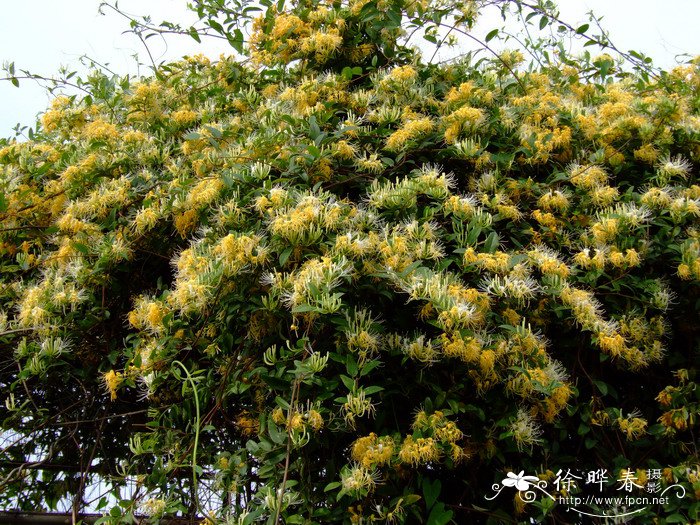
[1,3,698,521]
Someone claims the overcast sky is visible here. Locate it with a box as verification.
[1,0,698,136]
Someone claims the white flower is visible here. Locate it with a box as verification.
[657,154,692,181]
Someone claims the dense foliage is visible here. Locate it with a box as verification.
[1,0,699,523]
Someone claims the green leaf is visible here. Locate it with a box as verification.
[267,418,286,445]
[345,357,358,377]
[665,514,687,523]
[188,27,201,43]
[208,19,223,33]
[291,304,320,313]
[261,375,290,390]
[230,29,245,54]
[397,260,423,278]
[422,478,441,510]
[275,396,290,410]
[309,116,321,140]
[593,380,608,396]
[359,359,381,376]
[307,144,321,157]
[205,125,222,139]
[279,247,293,266]
[340,375,355,390]
[403,494,422,505]
[324,481,341,492]
[539,15,549,30]
[242,509,264,525]
[72,242,89,254]
[466,225,482,245]
[427,502,453,525]
[483,232,499,253]
[576,23,589,34]
[485,29,498,42]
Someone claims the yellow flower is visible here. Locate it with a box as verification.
[103,369,124,401]
[334,140,356,159]
[82,120,119,141]
[598,332,626,357]
[434,420,463,443]
[479,349,496,373]
[634,143,659,163]
[616,415,648,440]
[569,164,608,189]
[443,106,486,143]
[591,218,619,244]
[145,302,166,331]
[531,209,558,230]
[133,207,160,234]
[591,185,619,207]
[445,82,474,104]
[128,310,142,329]
[608,250,626,268]
[171,109,198,127]
[389,66,418,82]
[272,407,286,425]
[185,178,224,209]
[398,436,440,465]
[440,332,481,363]
[385,117,433,151]
[538,190,570,212]
[289,412,304,431]
[625,249,641,267]
[307,409,324,431]
[235,411,259,437]
[352,433,395,468]
[677,263,692,279]
[300,29,343,62]
[341,465,377,494]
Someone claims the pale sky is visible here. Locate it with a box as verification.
[0,0,698,136]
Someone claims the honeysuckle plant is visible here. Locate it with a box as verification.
[0,0,698,523]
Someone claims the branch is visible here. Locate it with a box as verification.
[436,21,528,94]
[514,0,661,79]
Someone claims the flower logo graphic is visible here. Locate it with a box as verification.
[485,470,554,502]
[502,470,540,491]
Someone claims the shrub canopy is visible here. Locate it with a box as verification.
[0,0,699,523]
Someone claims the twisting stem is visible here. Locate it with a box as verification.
[172,360,201,515]
[274,378,301,525]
